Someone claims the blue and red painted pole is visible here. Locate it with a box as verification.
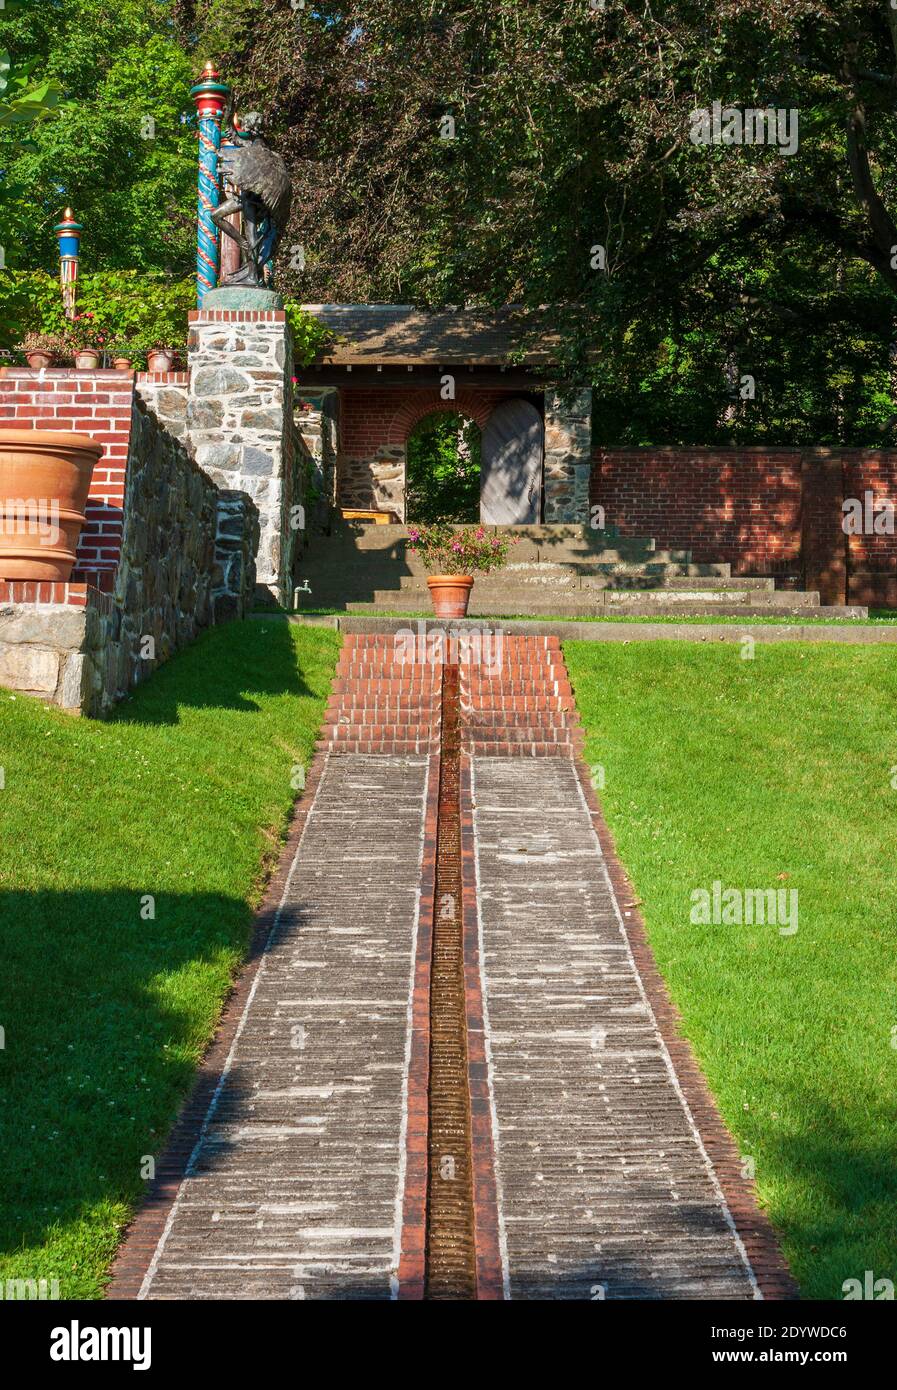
[53,207,83,320]
[189,62,230,306]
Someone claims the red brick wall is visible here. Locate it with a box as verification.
[339,385,519,456]
[591,447,897,605]
[591,448,805,575]
[0,368,135,588]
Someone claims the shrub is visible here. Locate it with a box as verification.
[407,521,517,575]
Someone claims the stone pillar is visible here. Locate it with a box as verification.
[185,295,293,604]
[543,387,593,524]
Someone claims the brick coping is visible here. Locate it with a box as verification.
[568,729,799,1300]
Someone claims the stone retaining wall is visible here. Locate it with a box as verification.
[0,397,259,715]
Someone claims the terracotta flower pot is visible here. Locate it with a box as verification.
[74,350,101,369]
[427,574,474,618]
[25,351,54,369]
[112,357,132,371]
[146,348,175,373]
[0,429,103,581]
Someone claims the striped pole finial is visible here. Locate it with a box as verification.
[189,62,230,306]
[53,207,83,320]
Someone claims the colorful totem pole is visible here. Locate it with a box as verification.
[189,62,231,306]
[53,208,83,320]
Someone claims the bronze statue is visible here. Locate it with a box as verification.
[212,110,292,287]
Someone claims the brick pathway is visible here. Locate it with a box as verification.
[111,630,793,1300]
[136,754,430,1300]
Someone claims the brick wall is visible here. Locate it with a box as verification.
[590,447,897,605]
[0,368,133,583]
[0,368,259,713]
[591,448,805,575]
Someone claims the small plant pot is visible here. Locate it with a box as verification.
[74,350,101,369]
[25,351,55,369]
[427,574,474,618]
[112,357,132,371]
[146,348,175,373]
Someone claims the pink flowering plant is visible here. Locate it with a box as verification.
[407,521,517,575]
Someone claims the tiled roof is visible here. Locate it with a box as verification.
[301,304,561,366]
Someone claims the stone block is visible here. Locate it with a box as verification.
[0,642,60,693]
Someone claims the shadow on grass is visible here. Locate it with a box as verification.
[112,617,317,726]
[0,885,261,1286]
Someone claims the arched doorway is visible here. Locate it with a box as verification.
[405,410,482,522]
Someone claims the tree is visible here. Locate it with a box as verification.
[186,1,897,441]
[0,0,195,271]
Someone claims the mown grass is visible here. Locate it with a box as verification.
[564,640,897,1300]
[0,618,339,1298]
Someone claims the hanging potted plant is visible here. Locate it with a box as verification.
[15,331,72,370]
[408,521,516,618]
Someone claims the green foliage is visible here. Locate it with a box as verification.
[405,412,481,522]
[0,45,68,134]
[0,269,193,365]
[283,299,331,369]
[0,0,196,273]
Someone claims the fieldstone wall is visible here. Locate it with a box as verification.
[297,388,339,529]
[186,307,293,603]
[338,447,406,519]
[543,387,592,523]
[135,372,189,441]
[0,398,259,716]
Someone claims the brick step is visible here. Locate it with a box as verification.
[463,726,573,742]
[464,711,573,728]
[460,698,575,713]
[463,678,570,691]
[321,739,435,754]
[330,678,443,695]
[463,740,573,757]
[328,711,439,728]
[463,682,573,697]
[327,724,435,741]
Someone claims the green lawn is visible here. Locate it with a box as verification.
[564,640,897,1300]
[0,618,339,1298]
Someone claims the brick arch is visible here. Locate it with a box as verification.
[387,388,509,445]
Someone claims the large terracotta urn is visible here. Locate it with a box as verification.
[0,430,103,581]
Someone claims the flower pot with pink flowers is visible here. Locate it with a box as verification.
[69,311,106,368]
[407,521,516,618]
